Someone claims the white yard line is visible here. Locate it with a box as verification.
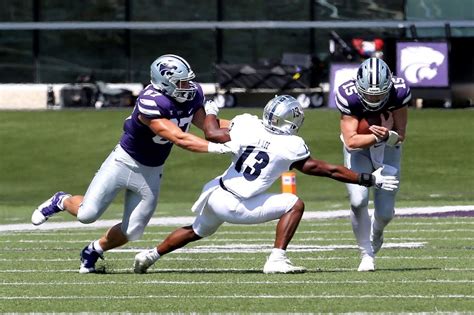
[1,267,472,273]
[1,205,473,233]
[0,256,468,262]
[0,228,471,237]
[0,294,472,300]
[107,242,426,253]
[1,279,472,285]
[0,242,426,253]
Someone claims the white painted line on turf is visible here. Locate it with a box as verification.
[0,294,472,300]
[1,267,472,273]
[107,242,425,253]
[0,255,466,262]
[1,279,472,286]
[302,205,474,219]
[1,205,472,233]
[1,242,425,253]
[1,228,471,237]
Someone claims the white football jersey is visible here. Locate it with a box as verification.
[220,114,310,199]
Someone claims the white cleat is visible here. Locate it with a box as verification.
[263,256,306,274]
[31,191,70,226]
[358,255,375,272]
[134,250,158,274]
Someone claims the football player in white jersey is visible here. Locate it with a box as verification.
[134,95,399,274]
[31,54,233,274]
[335,57,410,271]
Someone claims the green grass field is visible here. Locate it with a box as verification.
[0,217,472,312]
[0,108,473,220]
[0,108,473,313]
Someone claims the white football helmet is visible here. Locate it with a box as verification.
[262,95,304,135]
[150,54,197,103]
[355,57,393,111]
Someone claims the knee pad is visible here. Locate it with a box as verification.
[374,206,395,223]
[192,221,218,238]
[347,184,369,209]
[349,193,369,210]
[77,208,99,224]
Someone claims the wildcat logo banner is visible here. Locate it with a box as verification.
[396,42,449,87]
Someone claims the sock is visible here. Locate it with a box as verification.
[58,193,71,211]
[351,207,373,257]
[270,248,286,259]
[148,248,161,262]
[91,240,104,255]
[372,216,387,235]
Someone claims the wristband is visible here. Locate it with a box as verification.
[358,173,375,187]
[208,142,227,154]
[385,130,400,146]
[374,134,383,143]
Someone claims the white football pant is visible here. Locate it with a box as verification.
[192,186,299,237]
[343,144,402,257]
[77,144,162,241]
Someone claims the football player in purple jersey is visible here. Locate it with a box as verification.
[335,57,411,271]
[31,54,233,273]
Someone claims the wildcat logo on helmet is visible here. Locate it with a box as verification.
[158,63,178,78]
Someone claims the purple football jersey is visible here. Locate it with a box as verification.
[119,83,205,167]
[335,76,411,118]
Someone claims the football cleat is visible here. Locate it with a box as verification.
[263,255,306,274]
[31,191,70,225]
[79,243,104,274]
[358,255,375,272]
[134,250,159,274]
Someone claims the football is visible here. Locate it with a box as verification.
[357,112,393,134]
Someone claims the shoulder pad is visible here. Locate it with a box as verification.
[286,136,310,160]
[390,77,412,107]
[193,84,205,106]
[229,114,259,131]
[335,88,352,115]
[137,92,172,119]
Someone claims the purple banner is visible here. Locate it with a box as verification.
[328,63,359,108]
[396,42,449,87]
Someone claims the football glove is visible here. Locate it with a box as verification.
[372,166,399,191]
[204,99,219,116]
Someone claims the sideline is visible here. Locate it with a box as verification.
[1,205,473,233]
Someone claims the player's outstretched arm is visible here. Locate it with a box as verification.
[292,157,360,184]
[139,115,230,154]
[291,157,398,190]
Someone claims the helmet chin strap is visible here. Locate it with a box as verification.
[360,92,390,111]
[172,89,196,103]
[174,97,187,103]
